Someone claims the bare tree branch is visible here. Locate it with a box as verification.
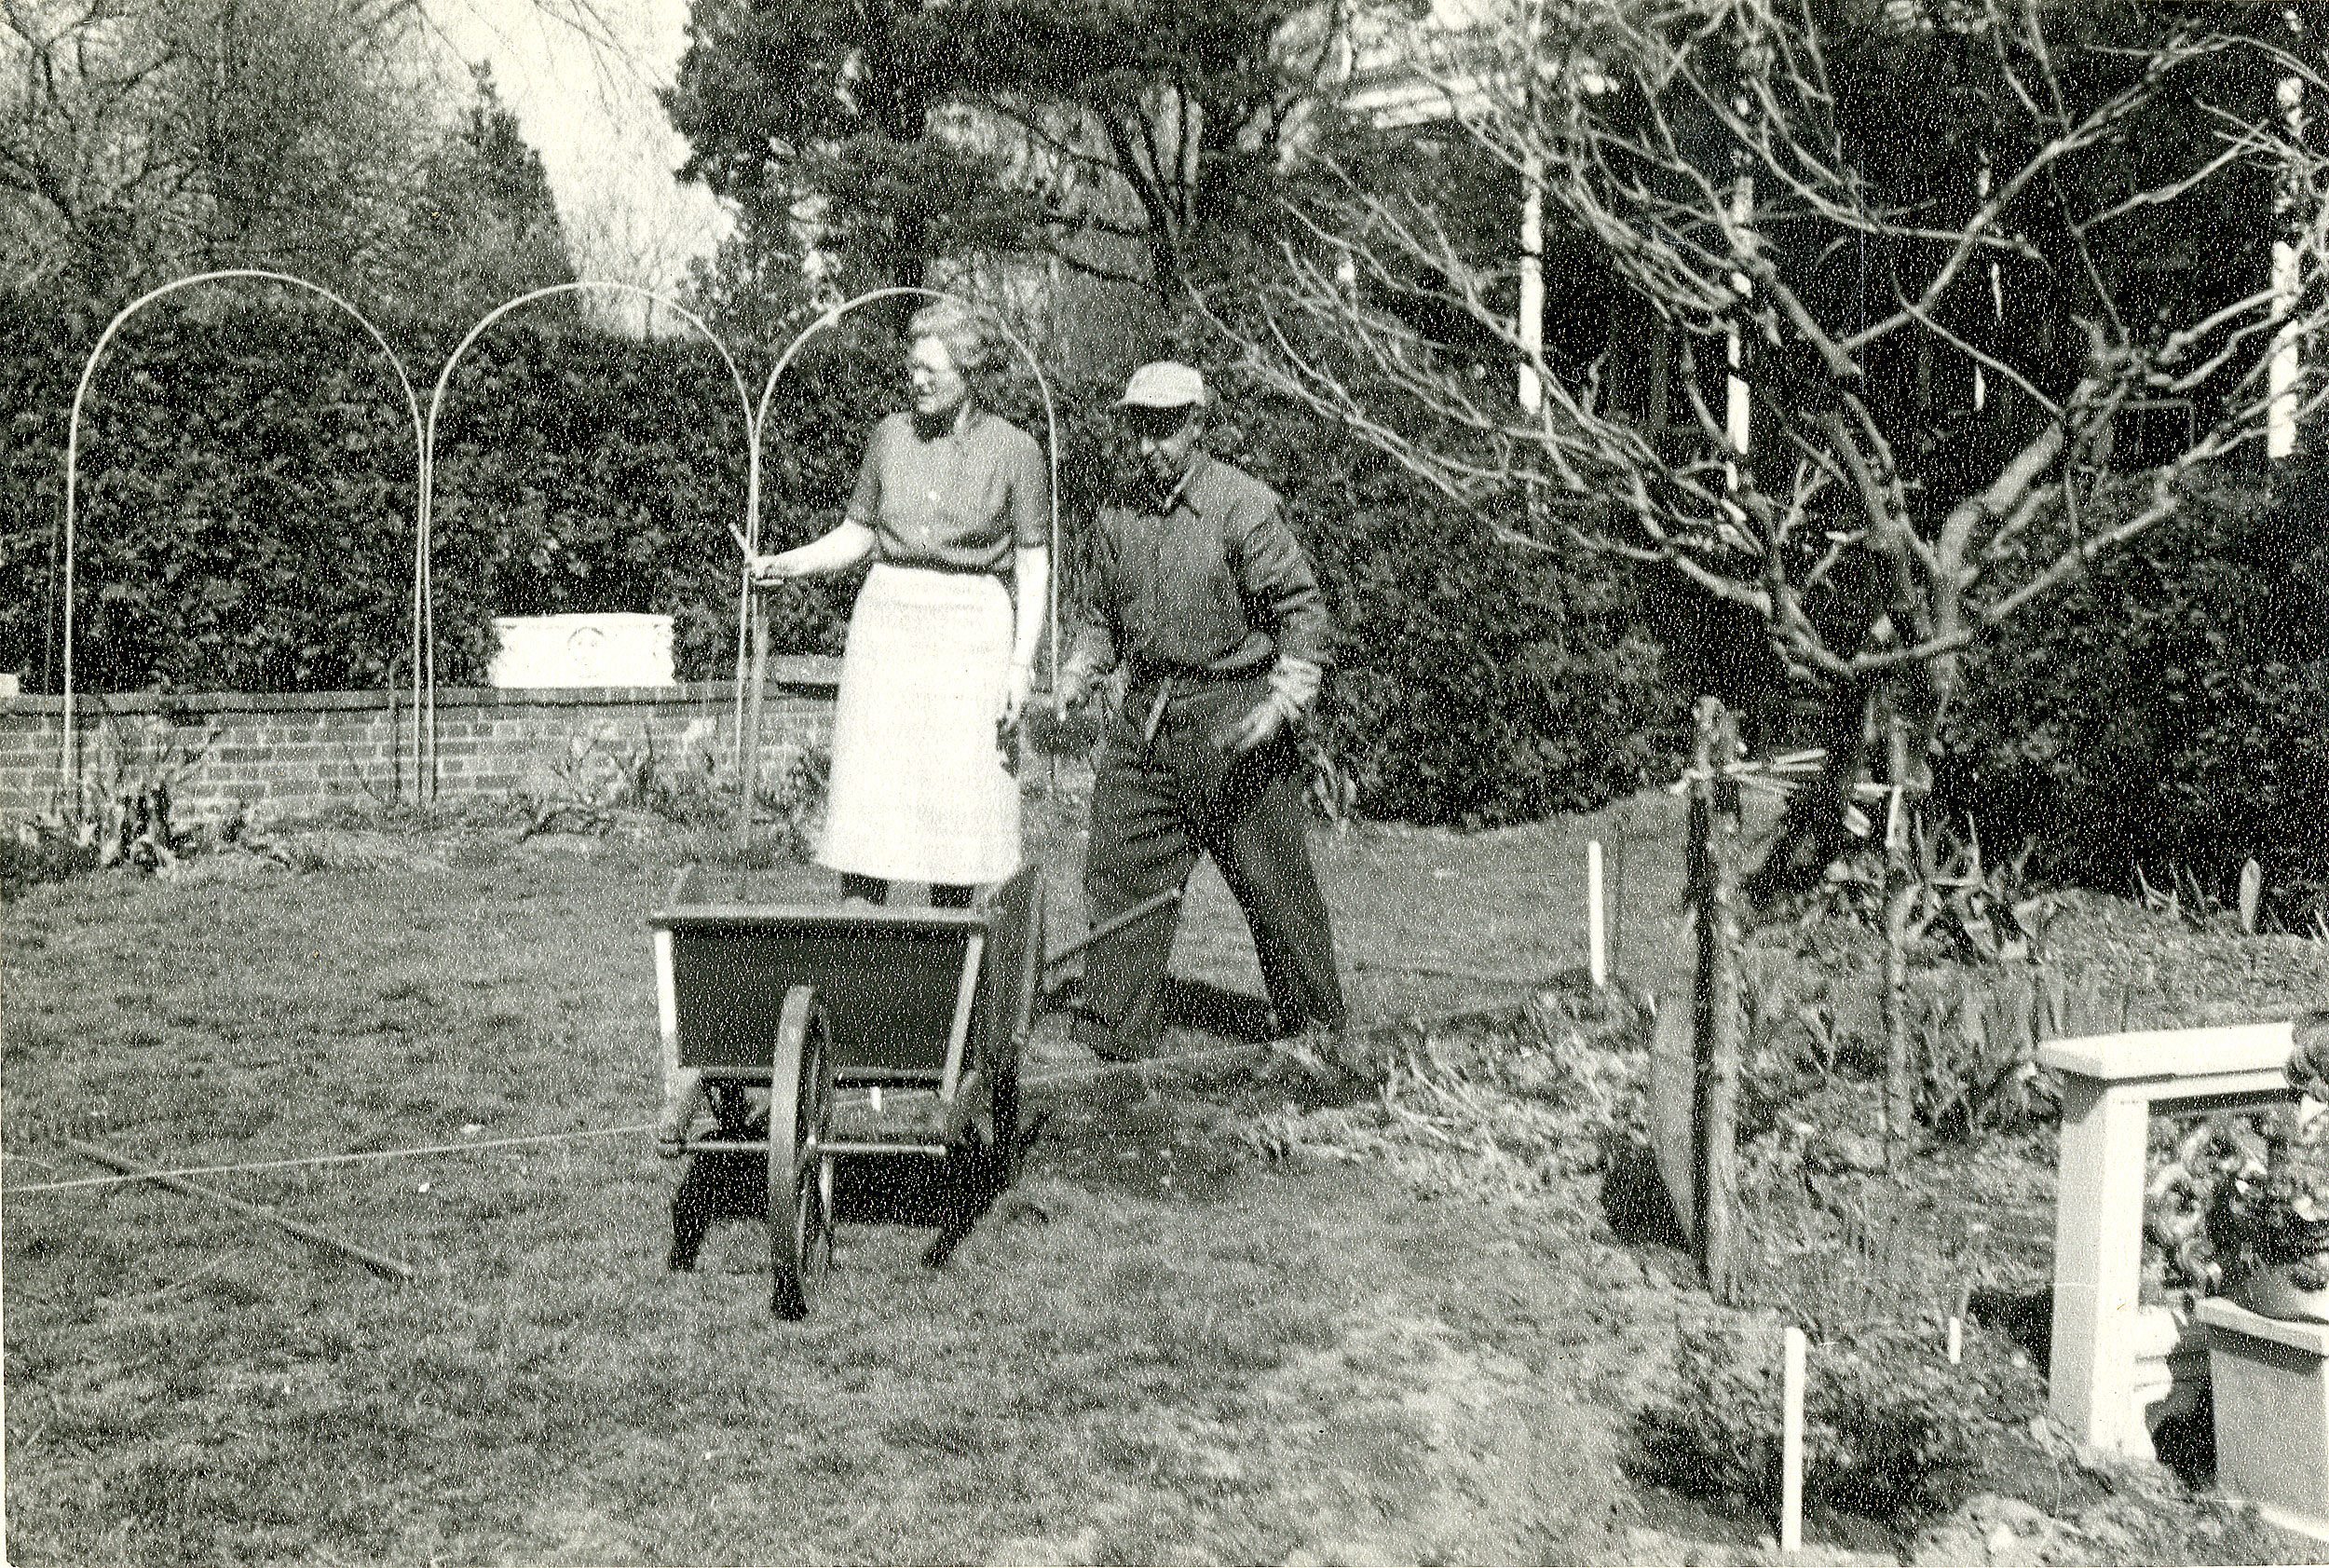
[1215,0,2327,798]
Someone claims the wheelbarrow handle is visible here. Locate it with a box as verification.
[1041,885,1183,975]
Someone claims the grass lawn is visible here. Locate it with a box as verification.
[3,789,1676,1567]
[7,781,2324,1565]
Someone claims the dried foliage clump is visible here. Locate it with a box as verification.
[1243,981,1651,1203]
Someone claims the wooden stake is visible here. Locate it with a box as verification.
[66,1139,415,1282]
[1608,819,1628,980]
[1587,839,1607,989]
[734,587,770,846]
[1692,698,1744,1302]
[1879,688,1913,1166]
[1781,1324,1806,1553]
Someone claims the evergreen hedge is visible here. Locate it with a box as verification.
[1937,466,2329,922]
[0,298,897,694]
[2,298,1686,825]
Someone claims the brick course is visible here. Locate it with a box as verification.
[0,660,839,825]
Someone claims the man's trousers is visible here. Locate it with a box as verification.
[1073,676,1346,1058]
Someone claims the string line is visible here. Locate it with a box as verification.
[6,1124,657,1195]
[7,1041,1324,1196]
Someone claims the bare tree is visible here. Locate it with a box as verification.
[2,0,189,294]
[1227,0,2329,814]
[564,164,729,337]
[0,0,481,306]
[1222,0,2327,1154]
[0,0,630,308]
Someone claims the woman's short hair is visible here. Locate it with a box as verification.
[908,299,1000,378]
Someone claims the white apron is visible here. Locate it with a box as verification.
[818,563,1020,886]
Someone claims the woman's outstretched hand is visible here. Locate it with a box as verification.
[748,553,794,586]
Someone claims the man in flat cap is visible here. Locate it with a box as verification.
[1053,361,1353,1070]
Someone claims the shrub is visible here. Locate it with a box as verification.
[0,824,102,902]
[1202,401,1688,827]
[1635,1321,2025,1523]
[1938,466,2329,923]
[2156,1011,2329,1296]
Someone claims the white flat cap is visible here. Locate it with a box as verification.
[1118,361,1208,408]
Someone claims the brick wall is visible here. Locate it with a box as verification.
[0,659,840,825]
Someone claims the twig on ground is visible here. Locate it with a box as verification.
[1352,956,1547,987]
[65,1139,415,1281]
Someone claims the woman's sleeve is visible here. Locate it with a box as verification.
[1009,429,1049,551]
[844,418,886,528]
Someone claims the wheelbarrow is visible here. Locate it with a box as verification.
[649,865,1178,1316]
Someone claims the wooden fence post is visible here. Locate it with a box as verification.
[1877,688,1914,1166]
[1691,697,1745,1301]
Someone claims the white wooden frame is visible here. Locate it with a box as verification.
[2039,1021,2295,1453]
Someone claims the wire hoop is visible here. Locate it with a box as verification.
[59,270,423,805]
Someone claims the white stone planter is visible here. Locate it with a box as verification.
[2198,1295,2329,1542]
[489,614,674,689]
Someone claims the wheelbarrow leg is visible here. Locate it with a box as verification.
[665,1077,766,1273]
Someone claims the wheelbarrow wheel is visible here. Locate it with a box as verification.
[768,984,834,1318]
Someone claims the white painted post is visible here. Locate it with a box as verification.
[1519,0,1544,418]
[1519,150,1544,416]
[1780,1325,1805,1553]
[1725,72,1754,464]
[1722,60,1754,502]
[2271,72,2306,461]
[1975,156,1998,414]
[1587,839,1607,988]
[1947,1315,1962,1366]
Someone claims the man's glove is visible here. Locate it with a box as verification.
[1024,658,1101,755]
[1268,655,1322,716]
[1219,656,1321,756]
[1001,661,1034,729]
[1219,692,1296,756]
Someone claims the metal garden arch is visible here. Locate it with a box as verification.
[58,270,425,801]
[418,280,757,796]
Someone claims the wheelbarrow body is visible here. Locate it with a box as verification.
[649,864,1046,1316]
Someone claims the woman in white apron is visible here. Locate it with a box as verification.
[750,301,1049,906]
